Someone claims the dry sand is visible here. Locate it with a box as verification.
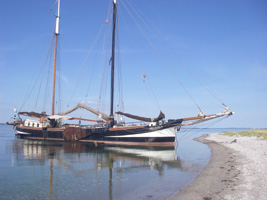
[171,133,267,200]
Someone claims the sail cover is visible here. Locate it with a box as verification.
[115,111,165,122]
[59,103,110,122]
[18,112,48,118]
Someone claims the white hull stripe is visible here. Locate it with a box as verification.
[106,127,177,138]
[15,130,31,135]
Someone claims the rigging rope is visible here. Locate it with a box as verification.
[120,0,203,112]
[20,24,56,113]
[115,18,125,122]
[56,37,62,114]
[62,3,113,115]
[42,35,53,113]
[48,0,58,15]
[119,6,161,112]
[122,0,228,110]
[178,115,230,141]
[65,13,110,113]
[129,0,226,107]
[97,12,112,117]
[143,78,161,111]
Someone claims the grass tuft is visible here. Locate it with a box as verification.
[223,130,267,140]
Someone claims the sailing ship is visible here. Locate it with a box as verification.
[13,0,233,146]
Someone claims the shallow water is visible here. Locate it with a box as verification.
[0,125,248,200]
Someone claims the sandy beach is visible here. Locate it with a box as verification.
[171,133,267,200]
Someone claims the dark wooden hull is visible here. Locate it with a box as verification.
[15,126,64,141]
[14,120,182,146]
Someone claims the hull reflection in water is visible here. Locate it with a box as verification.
[12,139,183,200]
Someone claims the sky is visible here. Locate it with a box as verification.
[0,0,266,128]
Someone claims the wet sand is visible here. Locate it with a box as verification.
[171,133,267,200]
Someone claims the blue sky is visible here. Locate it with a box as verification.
[0,0,266,128]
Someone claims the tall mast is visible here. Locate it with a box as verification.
[110,0,117,126]
[52,0,60,115]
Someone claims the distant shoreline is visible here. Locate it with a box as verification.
[171,133,267,200]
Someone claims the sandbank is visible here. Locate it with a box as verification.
[171,133,267,200]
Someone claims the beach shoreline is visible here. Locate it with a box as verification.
[171,133,267,200]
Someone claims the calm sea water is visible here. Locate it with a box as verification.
[0,125,249,200]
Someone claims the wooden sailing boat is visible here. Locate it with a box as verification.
[14,0,233,146]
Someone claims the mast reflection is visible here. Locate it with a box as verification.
[12,140,182,200]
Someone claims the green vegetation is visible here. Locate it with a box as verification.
[223,130,267,140]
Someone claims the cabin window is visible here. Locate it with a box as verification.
[37,124,39,127]
[28,123,30,126]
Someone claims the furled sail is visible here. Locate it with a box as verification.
[18,111,48,118]
[59,103,110,122]
[115,111,165,122]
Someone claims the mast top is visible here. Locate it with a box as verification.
[55,0,60,35]
[114,0,116,4]
[57,0,60,16]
